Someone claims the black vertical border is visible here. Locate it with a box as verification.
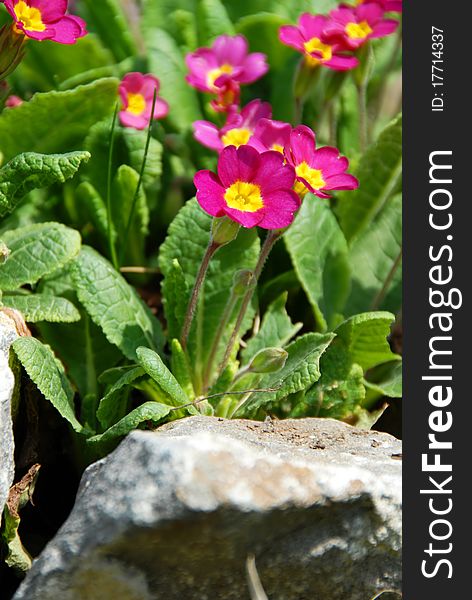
[403,1,469,597]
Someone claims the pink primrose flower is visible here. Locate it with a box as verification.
[355,0,403,13]
[185,34,269,95]
[279,13,358,71]
[5,94,23,107]
[324,4,399,50]
[4,0,87,44]
[285,125,359,198]
[119,72,169,130]
[194,145,301,230]
[248,118,292,154]
[193,99,272,152]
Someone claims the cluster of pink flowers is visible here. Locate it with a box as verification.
[1,0,87,44]
[186,34,268,113]
[193,105,358,230]
[279,0,401,71]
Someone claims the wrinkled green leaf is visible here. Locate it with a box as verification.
[97,366,145,430]
[336,114,402,243]
[1,294,80,323]
[285,198,350,331]
[13,337,83,432]
[242,293,301,365]
[243,332,335,414]
[0,223,81,291]
[0,79,118,161]
[335,312,399,371]
[88,402,172,445]
[170,339,195,398]
[365,361,403,398]
[161,259,189,341]
[0,151,90,218]
[70,247,164,360]
[197,0,235,44]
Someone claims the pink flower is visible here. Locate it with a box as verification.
[285,126,359,198]
[5,94,23,107]
[279,14,359,71]
[193,99,272,152]
[4,0,87,44]
[324,4,399,50]
[119,72,169,130]
[186,34,269,95]
[248,118,292,154]
[356,0,403,13]
[194,145,300,230]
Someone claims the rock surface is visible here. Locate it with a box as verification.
[0,313,18,524]
[14,417,402,600]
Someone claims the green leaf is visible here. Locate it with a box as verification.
[295,346,365,419]
[81,0,137,61]
[196,0,235,44]
[284,198,350,331]
[1,294,80,323]
[345,195,402,316]
[97,366,145,430]
[334,312,399,371]
[0,223,81,291]
[145,28,202,132]
[88,402,172,445]
[0,79,118,161]
[13,337,83,433]
[241,293,302,365]
[365,361,402,398]
[336,114,402,243]
[243,332,335,414]
[236,13,292,71]
[136,347,189,407]
[0,151,90,219]
[75,181,110,242]
[13,35,113,90]
[70,246,164,360]
[161,259,189,341]
[2,505,32,573]
[159,199,260,390]
[170,338,195,398]
[84,120,163,198]
[111,165,149,265]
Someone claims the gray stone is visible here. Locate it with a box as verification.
[14,417,402,600]
[0,313,18,524]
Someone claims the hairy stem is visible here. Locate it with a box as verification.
[357,81,368,153]
[180,240,220,350]
[217,230,282,377]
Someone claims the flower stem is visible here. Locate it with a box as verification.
[370,246,403,311]
[217,230,282,377]
[119,89,157,266]
[357,81,368,153]
[180,239,220,350]
[106,104,119,270]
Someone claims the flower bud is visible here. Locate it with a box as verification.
[0,240,10,265]
[248,347,288,374]
[0,25,26,82]
[231,270,256,297]
[211,216,240,246]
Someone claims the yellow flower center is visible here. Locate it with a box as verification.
[207,63,234,90]
[221,128,252,148]
[224,181,264,213]
[272,144,285,154]
[303,37,333,66]
[126,93,146,116]
[13,0,46,32]
[345,21,373,40]
[295,162,326,195]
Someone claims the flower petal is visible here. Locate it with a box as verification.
[279,25,305,51]
[217,145,260,187]
[258,190,301,229]
[254,151,295,194]
[193,120,224,152]
[194,171,226,217]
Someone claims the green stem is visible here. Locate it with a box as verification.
[217,230,282,377]
[106,104,119,269]
[202,293,238,392]
[180,240,220,350]
[357,81,368,153]
[370,246,403,310]
[328,99,337,147]
[119,89,157,266]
